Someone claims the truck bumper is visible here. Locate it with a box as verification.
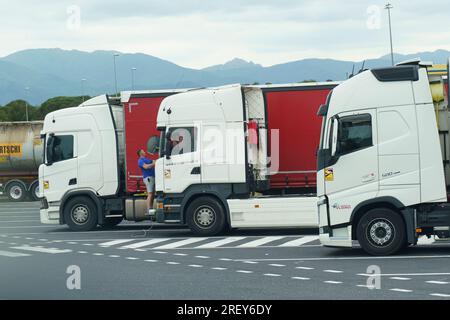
[39,198,61,225]
[319,226,353,248]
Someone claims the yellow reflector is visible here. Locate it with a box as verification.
[43,181,49,189]
[416,228,422,233]
[158,203,164,210]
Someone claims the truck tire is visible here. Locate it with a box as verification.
[6,181,27,202]
[186,196,227,236]
[100,217,123,229]
[64,196,98,231]
[29,181,41,201]
[356,208,406,256]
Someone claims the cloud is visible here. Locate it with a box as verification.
[0,0,449,68]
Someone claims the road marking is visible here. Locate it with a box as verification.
[173,253,188,256]
[242,261,258,264]
[324,281,342,284]
[0,220,40,223]
[0,250,31,257]
[188,264,203,268]
[220,258,232,261]
[264,273,281,277]
[166,262,180,265]
[236,270,253,274]
[390,288,412,293]
[237,236,284,248]
[324,269,343,274]
[78,251,88,254]
[153,238,207,249]
[238,255,450,262]
[126,257,139,260]
[120,238,170,249]
[295,266,314,270]
[99,239,135,247]
[82,243,94,246]
[145,259,158,262]
[0,226,52,229]
[389,277,411,281]
[154,251,167,254]
[278,236,319,247]
[196,237,245,248]
[359,273,450,277]
[269,264,286,267]
[195,256,209,259]
[430,293,450,298]
[92,253,104,256]
[426,281,449,285]
[12,246,71,254]
[292,277,310,280]
[212,267,227,271]
[109,255,120,258]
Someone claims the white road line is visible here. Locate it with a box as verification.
[390,288,412,293]
[278,236,319,247]
[292,277,310,280]
[295,266,314,270]
[426,281,449,285]
[109,255,120,258]
[189,264,203,268]
[92,253,104,256]
[173,253,188,256]
[120,238,170,249]
[126,257,139,260]
[82,243,93,246]
[236,270,253,274]
[0,226,53,229]
[358,273,450,277]
[195,256,209,259]
[430,293,450,298]
[153,238,207,249]
[269,264,286,267]
[242,261,258,264]
[166,262,180,265]
[212,267,227,270]
[99,239,135,247]
[196,237,245,248]
[154,251,167,254]
[0,250,31,257]
[238,236,284,248]
[324,269,343,274]
[78,251,88,254]
[145,259,158,262]
[0,220,40,223]
[12,246,71,254]
[238,255,450,262]
[390,277,411,281]
[264,273,281,277]
[219,258,232,261]
[324,281,342,284]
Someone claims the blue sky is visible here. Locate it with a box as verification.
[1,0,449,68]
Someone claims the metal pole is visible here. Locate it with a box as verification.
[24,87,29,122]
[385,3,394,66]
[113,53,119,96]
[81,79,86,102]
[131,67,136,90]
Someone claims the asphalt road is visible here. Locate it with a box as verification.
[0,201,450,300]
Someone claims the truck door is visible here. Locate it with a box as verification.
[162,126,201,193]
[42,133,78,201]
[325,110,378,226]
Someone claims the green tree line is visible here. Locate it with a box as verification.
[0,96,90,122]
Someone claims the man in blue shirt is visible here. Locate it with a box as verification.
[137,149,156,215]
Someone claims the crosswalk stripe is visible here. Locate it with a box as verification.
[0,250,31,257]
[99,239,135,247]
[237,236,284,248]
[153,238,207,249]
[278,236,319,247]
[120,238,171,249]
[196,237,245,248]
[12,246,72,254]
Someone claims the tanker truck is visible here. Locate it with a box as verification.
[0,121,43,202]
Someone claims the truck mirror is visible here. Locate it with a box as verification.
[146,135,160,154]
[331,118,339,157]
[46,135,54,166]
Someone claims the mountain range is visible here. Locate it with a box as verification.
[0,48,449,105]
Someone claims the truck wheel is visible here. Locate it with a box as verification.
[100,217,123,229]
[64,197,98,231]
[29,182,41,201]
[6,181,27,202]
[356,208,406,256]
[186,196,226,236]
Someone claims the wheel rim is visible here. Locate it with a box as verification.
[71,205,90,225]
[34,186,40,199]
[194,205,216,228]
[366,218,395,247]
[9,185,23,200]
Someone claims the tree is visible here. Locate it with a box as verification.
[38,96,89,119]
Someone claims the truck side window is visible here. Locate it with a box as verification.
[50,135,74,163]
[167,127,197,156]
[338,114,372,155]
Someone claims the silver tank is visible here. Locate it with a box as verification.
[0,121,44,174]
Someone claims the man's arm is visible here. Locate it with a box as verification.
[143,161,155,169]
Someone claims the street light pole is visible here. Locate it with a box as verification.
[113,53,120,96]
[385,3,394,66]
[81,78,87,102]
[24,87,29,122]
[131,67,137,90]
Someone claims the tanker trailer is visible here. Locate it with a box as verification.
[0,121,43,201]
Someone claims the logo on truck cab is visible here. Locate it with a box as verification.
[325,168,334,181]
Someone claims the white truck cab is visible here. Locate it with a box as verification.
[317,59,450,255]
